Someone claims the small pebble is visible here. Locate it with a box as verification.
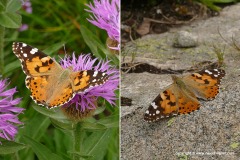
[173,31,198,48]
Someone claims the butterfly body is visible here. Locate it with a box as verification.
[13,42,109,108]
[144,69,225,122]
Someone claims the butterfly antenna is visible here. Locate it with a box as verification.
[63,44,67,55]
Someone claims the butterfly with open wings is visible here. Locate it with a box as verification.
[13,42,109,109]
[144,69,225,122]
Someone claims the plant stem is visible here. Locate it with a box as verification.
[0,26,5,74]
[73,122,82,160]
[14,152,19,160]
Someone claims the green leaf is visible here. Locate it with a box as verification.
[0,0,7,11]
[93,106,106,115]
[68,152,93,159]
[97,114,119,128]
[209,0,236,2]
[0,141,26,154]
[104,128,119,160]
[80,25,119,65]
[80,25,105,58]
[53,129,72,158]
[82,129,113,160]
[0,12,21,28]
[5,0,22,12]
[43,41,66,56]
[22,136,65,160]
[0,3,4,12]
[32,105,67,120]
[50,118,75,131]
[3,60,20,75]
[19,111,51,141]
[197,0,234,11]
[81,121,106,130]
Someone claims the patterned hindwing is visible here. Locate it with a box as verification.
[26,76,49,106]
[12,42,60,76]
[144,85,179,122]
[144,84,201,122]
[176,88,200,115]
[47,84,74,108]
[183,69,225,100]
[26,76,74,108]
[71,70,109,93]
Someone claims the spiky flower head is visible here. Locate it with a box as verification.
[60,54,119,120]
[0,78,24,142]
[86,0,120,50]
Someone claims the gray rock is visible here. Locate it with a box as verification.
[173,31,198,48]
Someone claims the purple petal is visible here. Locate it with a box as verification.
[0,78,24,142]
[0,88,17,97]
[85,0,120,49]
[19,24,29,32]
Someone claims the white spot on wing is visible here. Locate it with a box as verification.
[23,53,27,57]
[205,70,212,75]
[93,71,98,77]
[151,102,158,109]
[22,43,27,47]
[156,110,160,114]
[30,48,38,54]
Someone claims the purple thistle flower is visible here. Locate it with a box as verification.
[0,78,24,142]
[18,24,29,32]
[21,0,32,14]
[60,53,119,112]
[86,0,120,50]
[19,0,32,32]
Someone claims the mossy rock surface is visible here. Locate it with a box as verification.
[121,4,240,160]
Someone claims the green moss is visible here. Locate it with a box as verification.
[230,142,239,149]
[177,153,188,160]
[167,117,175,127]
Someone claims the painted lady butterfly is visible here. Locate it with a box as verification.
[12,42,109,108]
[144,69,225,122]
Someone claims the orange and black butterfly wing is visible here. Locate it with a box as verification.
[12,42,61,76]
[144,85,178,122]
[71,70,109,93]
[144,85,200,122]
[12,42,68,108]
[183,69,225,100]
